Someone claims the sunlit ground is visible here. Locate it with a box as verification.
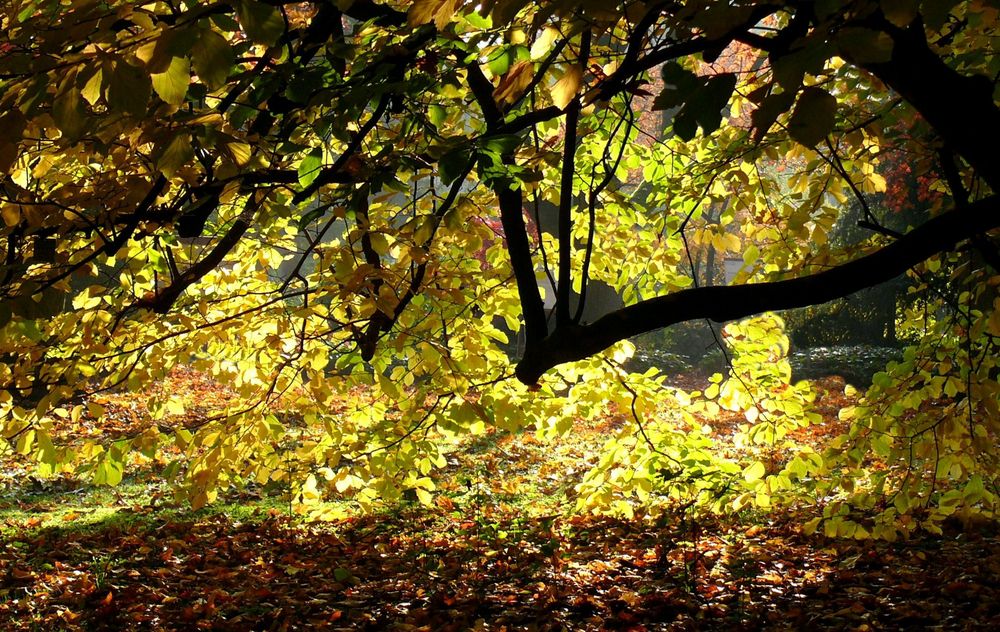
[2,372,1000,630]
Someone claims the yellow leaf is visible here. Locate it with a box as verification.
[1,205,20,227]
[191,491,209,510]
[223,141,252,166]
[744,460,766,482]
[151,55,190,106]
[415,488,433,506]
[724,233,741,252]
[81,68,103,105]
[802,516,822,535]
[302,474,321,501]
[408,0,461,30]
[550,65,582,110]
[493,61,533,104]
[530,26,560,60]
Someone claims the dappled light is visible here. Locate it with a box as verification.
[3,0,1000,628]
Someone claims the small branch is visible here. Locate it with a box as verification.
[134,193,263,313]
[939,149,1000,271]
[293,95,390,204]
[576,96,634,323]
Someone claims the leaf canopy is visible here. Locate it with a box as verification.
[0,0,999,536]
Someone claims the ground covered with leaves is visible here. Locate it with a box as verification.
[3,373,1000,630]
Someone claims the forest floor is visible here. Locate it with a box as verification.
[2,370,1000,630]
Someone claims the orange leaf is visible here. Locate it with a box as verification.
[493,61,533,104]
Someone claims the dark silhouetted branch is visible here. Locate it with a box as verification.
[515,195,1000,384]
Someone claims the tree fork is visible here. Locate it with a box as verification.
[514,195,1000,385]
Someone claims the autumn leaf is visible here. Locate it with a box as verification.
[235,0,284,45]
[192,30,234,91]
[108,59,151,117]
[151,56,190,106]
[408,0,462,29]
[493,60,533,104]
[530,26,561,60]
[550,65,582,110]
[52,85,85,141]
[155,134,194,178]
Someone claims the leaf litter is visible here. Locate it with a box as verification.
[2,374,1000,630]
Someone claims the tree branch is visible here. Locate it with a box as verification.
[134,193,263,314]
[555,29,590,326]
[845,17,1000,192]
[497,184,548,345]
[515,195,1000,384]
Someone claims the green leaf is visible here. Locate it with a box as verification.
[297,149,323,187]
[151,55,190,106]
[428,104,446,128]
[94,457,124,486]
[333,567,352,581]
[236,0,285,45]
[482,134,522,157]
[192,30,234,90]
[486,46,513,77]
[108,60,152,117]
[872,371,892,388]
[787,87,837,147]
[439,147,470,185]
[465,11,492,29]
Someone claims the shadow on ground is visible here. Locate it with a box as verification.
[3,507,1000,631]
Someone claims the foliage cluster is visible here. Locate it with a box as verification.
[1,0,999,537]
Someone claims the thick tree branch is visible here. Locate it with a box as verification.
[556,30,590,326]
[515,195,1000,384]
[463,62,502,127]
[845,18,1000,192]
[464,47,547,343]
[497,184,547,345]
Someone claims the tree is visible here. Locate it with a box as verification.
[1,0,998,534]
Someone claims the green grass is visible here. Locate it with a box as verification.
[0,420,603,543]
